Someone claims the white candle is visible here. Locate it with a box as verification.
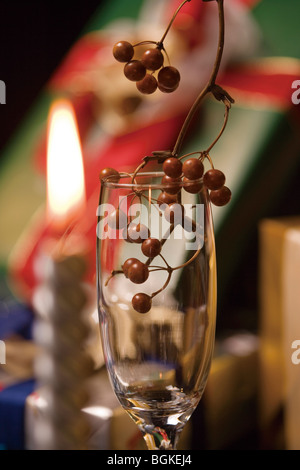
[32,99,93,450]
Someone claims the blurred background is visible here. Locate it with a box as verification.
[0,0,300,451]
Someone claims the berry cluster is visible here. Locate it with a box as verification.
[100,168,168,314]
[99,0,234,314]
[160,155,231,207]
[99,153,231,314]
[113,40,180,95]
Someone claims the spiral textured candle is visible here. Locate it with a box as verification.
[33,251,94,450]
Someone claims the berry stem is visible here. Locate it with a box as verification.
[172,246,202,271]
[204,152,215,169]
[144,225,175,268]
[204,100,230,154]
[208,0,225,88]
[105,270,123,286]
[178,151,202,161]
[149,243,202,299]
[117,192,136,210]
[159,252,172,270]
[171,0,226,157]
[163,47,171,66]
[150,269,173,299]
[131,159,148,184]
[132,40,157,47]
[158,0,192,46]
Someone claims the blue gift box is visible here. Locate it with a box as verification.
[0,301,35,450]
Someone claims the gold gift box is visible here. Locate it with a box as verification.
[259,217,300,450]
[202,333,259,450]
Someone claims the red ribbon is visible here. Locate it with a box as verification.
[219,59,300,110]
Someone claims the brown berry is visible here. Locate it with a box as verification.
[122,258,138,278]
[132,293,152,314]
[141,48,164,71]
[203,169,226,190]
[161,175,181,195]
[163,157,182,178]
[122,227,133,243]
[164,203,185,225]
[127,260,149,284]
[183,177,202,194]
[124,60,146,81]
[107,209,127,229]
[99,167,120,183]
[127,223,150,243]
[157,82,179,94]
[141,238,161,258]
[113,41,134,63]
[182,159,204,180]
[157,191,178,206]
[158,66,180,90]
[136,74,158,95]
[209,186,231,206]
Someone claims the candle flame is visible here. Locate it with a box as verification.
[47,99,86,230]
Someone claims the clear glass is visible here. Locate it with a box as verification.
[96,172,217,450]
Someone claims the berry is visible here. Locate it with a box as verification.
[182,159,204,180]
[164,203,185,225]
[113,41,134,63]
[157,82,179,94]
[163,157,182,178]
[99,167,120,183]
[161,175,181,195]
[107,209,127,229]
[141,48,164,71]
[136,74,158,95]
[183,177,202,194]
[127,260,149,284]
[122,258,138,278]
[122,226,133,243]
[203,169,226,190]
[127,223,150,243]
[209,186,231,206]
[124,60,146,81]
[141,238,161,258]
[132,293,152,314]
[157,191,178,206]
[158,66,180,91]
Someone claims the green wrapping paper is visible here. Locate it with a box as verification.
[177,95,300,307]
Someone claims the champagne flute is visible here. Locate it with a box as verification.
[96,171,217,450]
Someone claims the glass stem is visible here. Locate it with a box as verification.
[142,424,184,450]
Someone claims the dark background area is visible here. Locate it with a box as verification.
[0,1,105,154]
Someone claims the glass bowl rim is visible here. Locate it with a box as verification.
[101,171,204,191]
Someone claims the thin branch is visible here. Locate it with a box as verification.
[151,269,173,299]
[159,0,192,46]
[172,246,202,271]
[178,151,202,161]
[105,270,123,286]
[204,101,230,154]
[131,160,147,184]
[171,0,225,157]
[208,0,225,87]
